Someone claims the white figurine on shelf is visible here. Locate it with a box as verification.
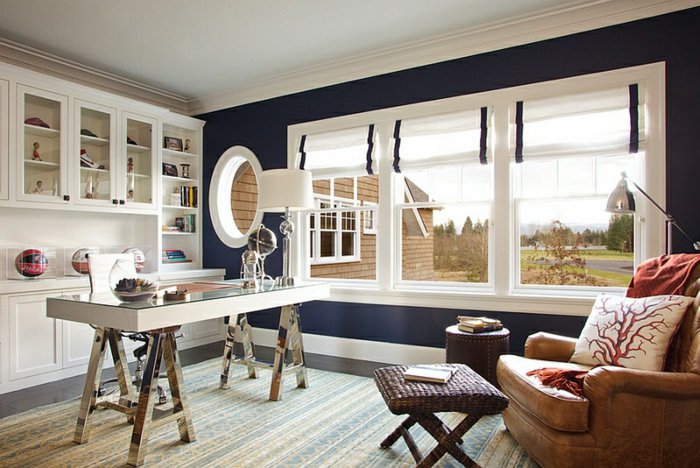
[32,142,41,161]
[32,179,43,194]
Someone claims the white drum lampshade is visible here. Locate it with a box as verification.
[258,169,314,212]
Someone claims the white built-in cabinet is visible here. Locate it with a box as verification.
[0,61,223,394]
[0,78,9,201]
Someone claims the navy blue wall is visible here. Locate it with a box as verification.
[198,8,700,355]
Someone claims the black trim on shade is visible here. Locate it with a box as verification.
[515,101,524,163]
[298,135,307,169]
[629,84,639,154]
[392,120,402,173]
[366,124,375,175]
[479,106,488,165]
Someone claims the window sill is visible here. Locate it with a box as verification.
[322,284,602,317]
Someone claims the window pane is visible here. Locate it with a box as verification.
[309,174,378,281]
[519,199,633,287]
[333,177,355,200]
[341,232,354,256]
[402,164,490,203]
[596,154,636,194]
[401,205,489,283]
[518,161,556,198]
[320,231,335,257]
[558,158,594,195]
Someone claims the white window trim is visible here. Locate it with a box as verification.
[287,63,666,316]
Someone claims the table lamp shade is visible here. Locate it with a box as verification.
[258,169,314,212]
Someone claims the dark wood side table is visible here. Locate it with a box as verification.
[445,325,510,388]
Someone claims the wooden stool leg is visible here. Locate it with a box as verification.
[416,412,481,467]
[380,415,417,448]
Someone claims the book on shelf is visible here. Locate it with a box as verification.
[403,365,455,384]
[162,249,191,263]
[456,315,503,333]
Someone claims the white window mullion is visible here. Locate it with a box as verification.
[376,122,395,290]
[492,102,510,296]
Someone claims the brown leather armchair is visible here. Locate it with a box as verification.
[496,267,700,467]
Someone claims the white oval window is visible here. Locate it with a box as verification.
[209,146,264,248]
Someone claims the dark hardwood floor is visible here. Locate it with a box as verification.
[0,341,390,419]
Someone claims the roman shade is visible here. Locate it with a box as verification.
[512,84,644,162]
[392,107,490,172]
[298,125,375,179]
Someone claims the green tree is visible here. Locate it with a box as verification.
[526,220,603,286]
[606,214,634,252]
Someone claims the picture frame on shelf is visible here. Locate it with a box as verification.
[162,162,178,177]
[164,136,183,151]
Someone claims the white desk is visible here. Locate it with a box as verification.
[47,280,329,466]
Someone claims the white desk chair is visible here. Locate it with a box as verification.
[87,253,135,294]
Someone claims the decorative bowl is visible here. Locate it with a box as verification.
[111,277,159,302]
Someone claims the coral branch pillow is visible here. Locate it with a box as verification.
[570,294,693,371]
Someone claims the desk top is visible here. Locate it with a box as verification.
[47,280,330,331]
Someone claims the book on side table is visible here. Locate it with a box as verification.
[457,315,503,333]
[403,365,455,384]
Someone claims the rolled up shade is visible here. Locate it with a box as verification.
[392,107,490,172]
[512,84,644,162]
[298,125,375,179]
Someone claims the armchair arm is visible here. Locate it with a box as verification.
[584,366,700,400]
[524,332,577,361]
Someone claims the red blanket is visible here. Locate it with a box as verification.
[626,254,700,298]
[527,367,588,397]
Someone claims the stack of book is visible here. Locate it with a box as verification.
[162,249,191,264]
[179,185,198,207]
[457,316,503,333]
[403,365,455,384]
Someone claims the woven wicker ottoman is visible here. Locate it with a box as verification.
[374,364,508,467]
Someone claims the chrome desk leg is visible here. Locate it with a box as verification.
[163,332,195,443]
[289,305,308,389]
[127,332,164,466]
[270,305,293,401]
[220,317,237,389]
[239,313,258,378]
[106,328,135,412]
[74,326,108,444]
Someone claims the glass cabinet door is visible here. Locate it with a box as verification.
[75,100,117,206]
[123,113,156,209]
[17,85,69,203]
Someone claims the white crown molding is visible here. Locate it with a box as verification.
[0,1,695,117]
[0,38,190,114]
[188,0,698,115]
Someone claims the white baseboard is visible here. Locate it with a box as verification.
[251,326,445,365]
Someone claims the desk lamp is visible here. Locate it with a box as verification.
[257,169,314,286]
[606,171,700,254]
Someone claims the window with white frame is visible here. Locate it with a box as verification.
[512,85,643,289]
[289,64,665,306]
[299,126,379,281]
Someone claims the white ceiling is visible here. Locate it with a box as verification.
[0,0,694,113]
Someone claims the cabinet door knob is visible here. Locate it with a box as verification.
[119,199,125,205]
[112,199,118,205]
[63,195,70,201]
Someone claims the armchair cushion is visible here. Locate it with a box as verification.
[570,294,693,371]
[497,355,592,432]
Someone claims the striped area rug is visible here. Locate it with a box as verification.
[0,358,537,467]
